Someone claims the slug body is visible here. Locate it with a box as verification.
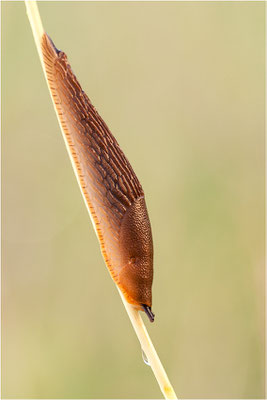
[41,34,154,320]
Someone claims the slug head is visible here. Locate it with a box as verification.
[118,196,154,319]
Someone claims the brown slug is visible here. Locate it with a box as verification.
[41,33,154,322]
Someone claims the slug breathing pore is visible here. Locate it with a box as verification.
[41,33,155,322]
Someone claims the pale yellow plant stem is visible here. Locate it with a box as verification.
[25,1,177,398]
[118,289,177,399]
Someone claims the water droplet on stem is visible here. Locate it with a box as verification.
[141,348,150,366]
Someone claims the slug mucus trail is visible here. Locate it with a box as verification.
[41,34,154,322]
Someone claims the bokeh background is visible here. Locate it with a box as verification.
[2,1,265,399]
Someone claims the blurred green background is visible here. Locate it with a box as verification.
[2,1,265,399]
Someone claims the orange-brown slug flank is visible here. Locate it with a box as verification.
[41,33,154,322]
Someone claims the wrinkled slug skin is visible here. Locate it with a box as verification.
[41,34,153,309]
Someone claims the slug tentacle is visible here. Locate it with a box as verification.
[41,33,154,320]
[142,305,155,323]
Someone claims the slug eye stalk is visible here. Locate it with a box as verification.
[142,305,155,322]
[25,1,177,398]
